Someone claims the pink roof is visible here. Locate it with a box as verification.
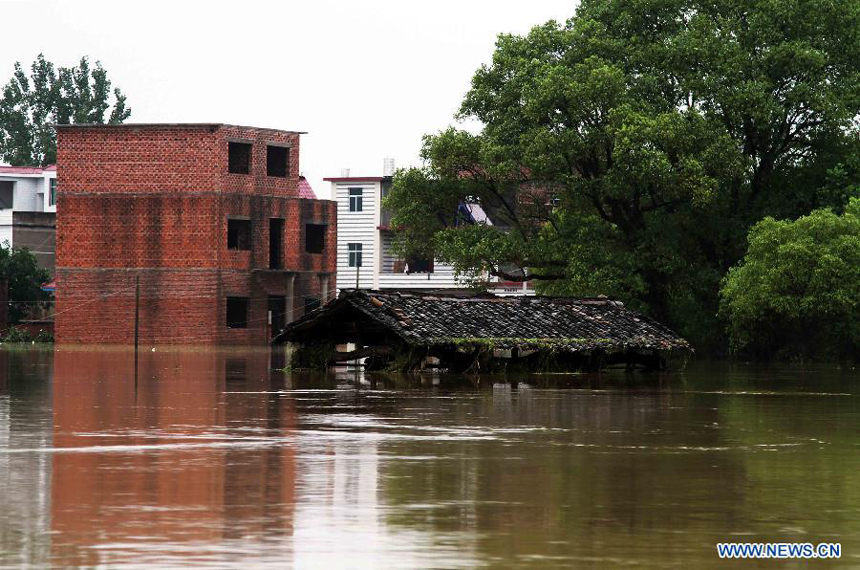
[298,176,317,199]
[0,165,53,175]
[323,176,386,182]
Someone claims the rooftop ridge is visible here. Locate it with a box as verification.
[54,123,307,134]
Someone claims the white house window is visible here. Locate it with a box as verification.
[348,243,363,267]
[0,181,13,209]
[348,188,363,212]
[49,179,57,206]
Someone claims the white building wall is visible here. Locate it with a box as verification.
[0,210,12,246]
[41,172,57,213]
[14,179,34,211]
[0,172,56,213]
[335,181,379,290]
[334,177,466,292]
[377,231,459,288]
[0,170,57,248]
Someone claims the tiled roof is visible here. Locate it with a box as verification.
[298,176,317,199]
[0,165,54,175]
[277,289,692,354]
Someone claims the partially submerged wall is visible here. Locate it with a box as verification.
[55,124,336,346]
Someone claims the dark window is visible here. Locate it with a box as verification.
[269,218,284,268]
[348,243,363,267]
[228,142,251,174]
[305,224,326,254]
[227,219,251,250]
[348,188,363,212]
[268,296,286,338]
[0,182,13,209]
[49,178,57,206]
[226,297,249,328]
[267,145,289,177]
[304,297,321,313]
[406,256,434,273]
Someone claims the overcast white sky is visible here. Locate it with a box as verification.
[1,0,576,197]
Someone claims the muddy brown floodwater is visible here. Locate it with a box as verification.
[0,347,858,568]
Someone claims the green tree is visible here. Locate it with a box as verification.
[0,244,50,324]
[720,199,860,360]
[385,0,860,352]
[0,54,131,166]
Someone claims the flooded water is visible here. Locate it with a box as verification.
[0,347,858,568]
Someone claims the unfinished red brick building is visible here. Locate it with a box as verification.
[55,124,336,345]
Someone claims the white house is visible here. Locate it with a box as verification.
[327,163,534,295]
[327,166,464,291]
[0,165,57,272]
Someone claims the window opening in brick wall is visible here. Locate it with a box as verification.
[303,297,321,314]
[267,145,289,177]
[348,243,363,267]
[226,297,249,328]
[348,188,363,212]
[269,218,284,268]
[305,223,326,254]
[227,219,251,250]
[228,142,252,174]
[268,296,286,337]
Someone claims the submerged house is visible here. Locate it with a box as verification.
[274,289,692,372]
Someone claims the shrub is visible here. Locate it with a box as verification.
[720,199,860,360]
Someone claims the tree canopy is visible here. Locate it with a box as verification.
[0,54,131,166]
[0,244,50,324]
[720,199,860,360]
[385,0,860,353]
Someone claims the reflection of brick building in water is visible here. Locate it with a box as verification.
[55,124,337,345]
[50,351,297,566]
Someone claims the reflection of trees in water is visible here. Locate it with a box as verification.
[717,393,860,540]
[0,349,54,567]
[377,384,758,565]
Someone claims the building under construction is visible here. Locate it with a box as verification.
[55,123,336,346]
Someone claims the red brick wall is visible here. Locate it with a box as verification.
[57,194,221,269]
[55,268,334,346]
[220,125,301,198]
[56,194,336,272]
[57,125,222,194]
[56,124,302,197]
[55,124,336,346]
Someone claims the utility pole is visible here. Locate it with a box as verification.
[134,274,140,388]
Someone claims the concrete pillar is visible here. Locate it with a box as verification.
[319,274,330,304]
[286,273,296,324]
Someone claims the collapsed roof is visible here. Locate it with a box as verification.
[275,289,691,356]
